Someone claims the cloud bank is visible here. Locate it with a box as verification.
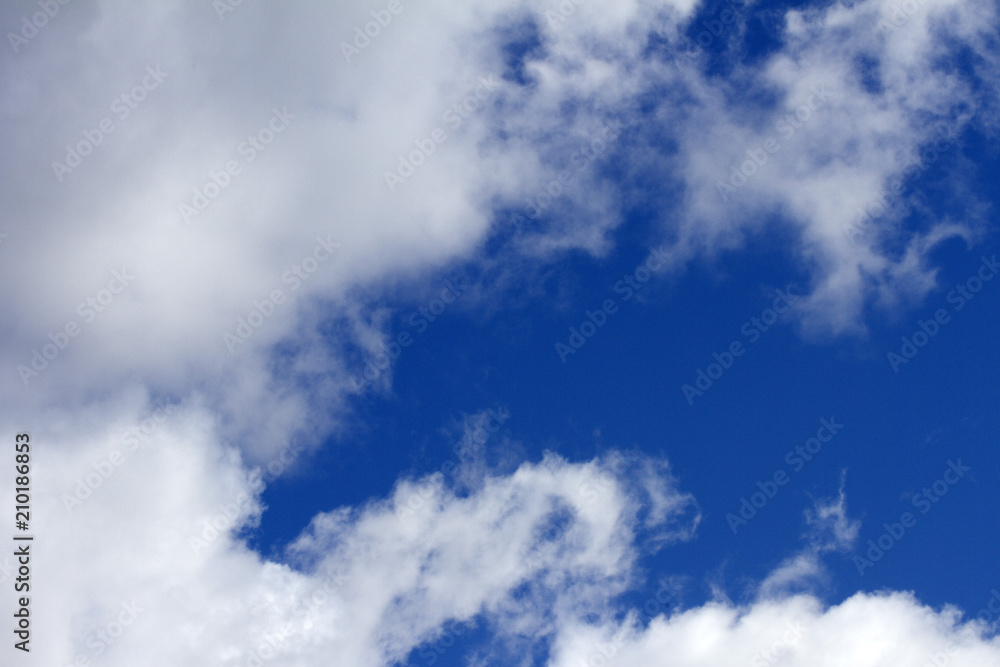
[1,0,998,664]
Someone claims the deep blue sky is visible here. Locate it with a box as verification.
[256,160,1000,667]
[6,0,1000,664]
[250,1,1000,664]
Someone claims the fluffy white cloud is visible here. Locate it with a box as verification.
[3,397,701,665]
[2,0,997,448]
[6,398,999,666]
[548,591,1000,667]
[1,0,999,665]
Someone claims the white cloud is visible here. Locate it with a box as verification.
[548,590,1000,667]
[9,398,999,666]
[1,0,999,664]
[3,398,701,665]
[2,0,997,450]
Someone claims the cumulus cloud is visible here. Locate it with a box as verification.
[2,0,997,448]
[6,398,701,665]
[548,590,1000,667]
[759,479,861,599]
[1,0,999,664]
[10,397,1000,666]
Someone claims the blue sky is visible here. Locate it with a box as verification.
[2,0,999,665]
[258,181,1000,658]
